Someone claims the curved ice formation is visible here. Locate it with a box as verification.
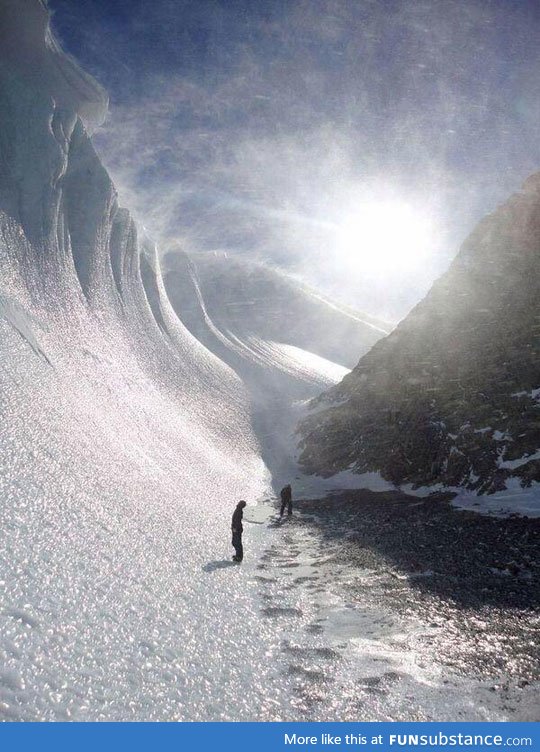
[0,0,388,720]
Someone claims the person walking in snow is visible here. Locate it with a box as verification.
[231,500,247,562]
[279,484,293,517]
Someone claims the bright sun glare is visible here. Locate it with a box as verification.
[335,201,434,275]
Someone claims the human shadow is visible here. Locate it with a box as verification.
[202,559,238,573]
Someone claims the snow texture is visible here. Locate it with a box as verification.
[451,481,540,518]
[0,0,381,720]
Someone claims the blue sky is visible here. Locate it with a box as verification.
[48,0,540,319]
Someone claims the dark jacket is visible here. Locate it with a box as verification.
[280,485,292,503]
[231,506,244,534]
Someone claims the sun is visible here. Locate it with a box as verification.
[335,201,434,274]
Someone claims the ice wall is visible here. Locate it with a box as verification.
[0,0,278,720]
[0,0,386,718]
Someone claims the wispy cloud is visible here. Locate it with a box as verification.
[52,0,540,317]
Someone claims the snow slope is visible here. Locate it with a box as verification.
[162,251,388,492]
[0,0,281,719]
[0,0,387,720]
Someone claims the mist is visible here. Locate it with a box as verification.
[49,0,540,320]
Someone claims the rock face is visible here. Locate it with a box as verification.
[298,176,540,494]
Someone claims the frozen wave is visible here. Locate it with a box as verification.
[0,0,383,720]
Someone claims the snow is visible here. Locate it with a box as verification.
[396,476,540,518]
[298,466,397,498]
[0,0,107,131]
[0,3,290,718]
[499,449,540,470]
[262,342,350,385]
[400,482,448,498]
[452,480,540,518]
[0,0,387,719]
[0,296,50,364]
[511,387,540,401]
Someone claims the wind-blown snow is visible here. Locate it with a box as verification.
[0,0,107,131]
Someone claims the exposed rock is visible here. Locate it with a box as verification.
[298,175,540,494]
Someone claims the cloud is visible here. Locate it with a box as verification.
[75,0,540,318]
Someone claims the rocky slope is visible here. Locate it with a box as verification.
[298,174,540,495]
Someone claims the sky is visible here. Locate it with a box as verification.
[48,0,540,320]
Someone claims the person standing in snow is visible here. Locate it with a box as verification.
[231,500,247,562]
[279,484,293,517]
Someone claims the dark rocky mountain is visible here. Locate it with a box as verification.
[298,174,540,495]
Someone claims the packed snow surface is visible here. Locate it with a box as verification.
[452,482,540,518]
